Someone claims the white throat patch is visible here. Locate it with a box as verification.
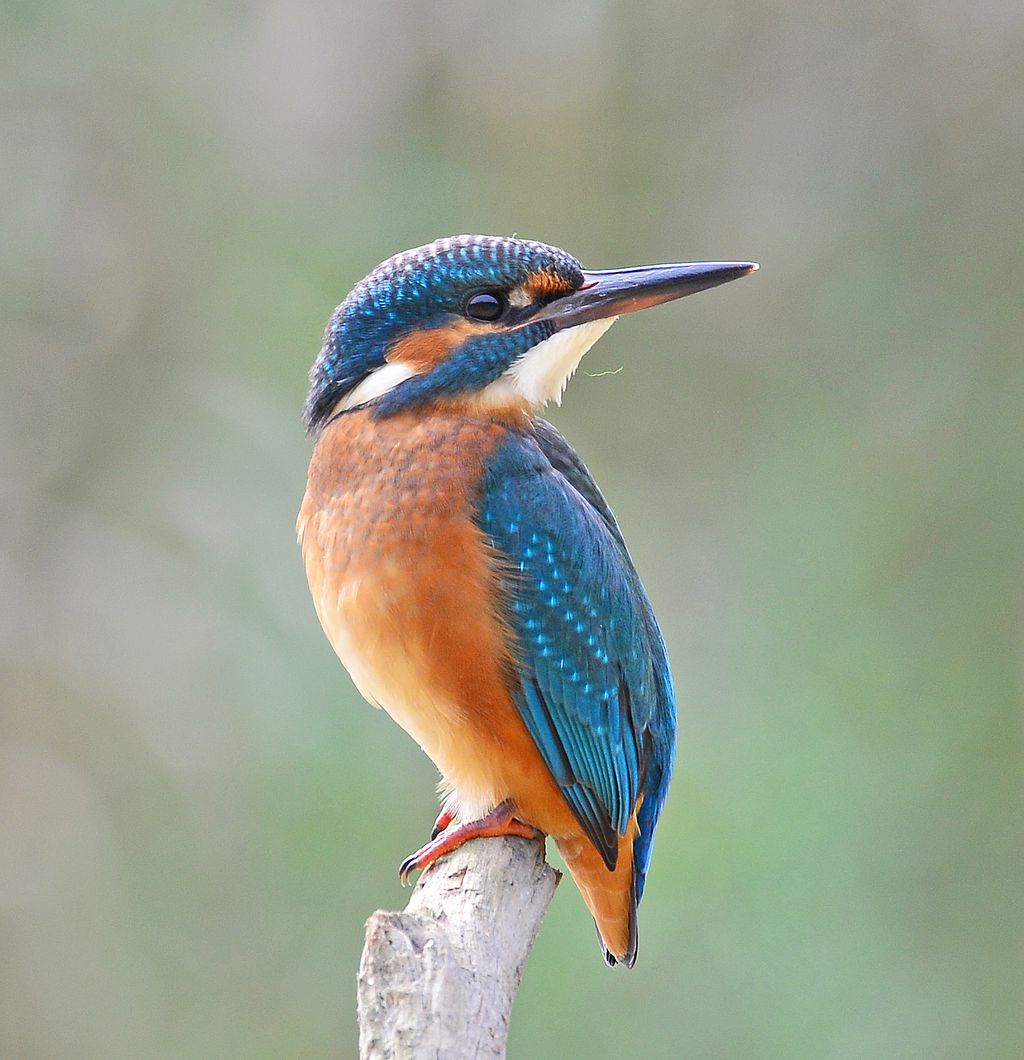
[479,317,619,409]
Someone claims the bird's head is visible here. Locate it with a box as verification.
[304,235,757,434]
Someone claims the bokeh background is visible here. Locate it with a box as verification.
[3,1,1022,1056]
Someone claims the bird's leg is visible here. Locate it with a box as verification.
[399,799,543,885]
[430,806,455,840]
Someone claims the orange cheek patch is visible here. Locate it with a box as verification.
[523,270,574,300]
[386,318,484,372]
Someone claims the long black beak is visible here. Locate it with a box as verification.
[533,260,758,329]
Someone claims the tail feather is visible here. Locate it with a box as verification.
[556,820,639,967]
[601,872,639,968]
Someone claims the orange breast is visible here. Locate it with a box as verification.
[298,408,543,819]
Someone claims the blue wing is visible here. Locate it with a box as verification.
[475,420,676,899]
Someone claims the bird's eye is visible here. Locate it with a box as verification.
[464,291,508,322]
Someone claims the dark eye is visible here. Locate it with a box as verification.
[464,291,508,322]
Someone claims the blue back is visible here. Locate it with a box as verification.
[474,420,676,904]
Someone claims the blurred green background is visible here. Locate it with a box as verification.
[3,1,1022,1056]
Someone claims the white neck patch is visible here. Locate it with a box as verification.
[337,361,417,412]
[478,317,619,409]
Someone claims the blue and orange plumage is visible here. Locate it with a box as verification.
[297,236,756,965]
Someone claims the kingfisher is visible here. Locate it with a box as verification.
[297,235,756,967]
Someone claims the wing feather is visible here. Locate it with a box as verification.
[475,422,676,880]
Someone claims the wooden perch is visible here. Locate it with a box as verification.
[357,835,561,1059]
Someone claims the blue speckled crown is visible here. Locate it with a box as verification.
[305,236,584,432]
[346,235,582,316]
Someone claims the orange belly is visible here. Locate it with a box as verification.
[297,407,546,820]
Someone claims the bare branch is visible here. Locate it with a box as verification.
[357,836,561,1059]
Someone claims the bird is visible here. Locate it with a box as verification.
[297,235,757,967]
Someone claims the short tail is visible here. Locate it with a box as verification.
[555,820,639,967]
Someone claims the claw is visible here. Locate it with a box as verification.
[398,800,543,885]
[430,807,455,841]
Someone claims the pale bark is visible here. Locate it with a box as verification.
[357,835,561,1059]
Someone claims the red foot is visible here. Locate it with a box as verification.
[399,800,542,885]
